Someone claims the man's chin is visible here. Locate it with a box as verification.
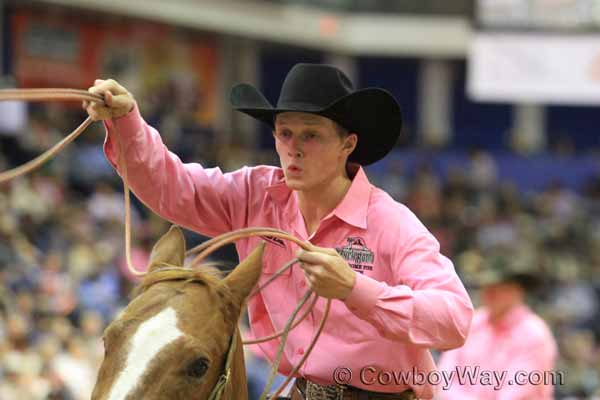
[283,176,305,190]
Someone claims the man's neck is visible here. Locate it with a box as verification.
[296,172,352,237]
[488,300,524,325]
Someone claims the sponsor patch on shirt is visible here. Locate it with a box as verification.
[335,237,375,274]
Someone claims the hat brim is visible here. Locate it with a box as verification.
[470,272,541,291]
[229,83,402,166]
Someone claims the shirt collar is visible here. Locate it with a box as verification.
[265,164,372,230]
[265,169,291,205]
[330,164,371,229]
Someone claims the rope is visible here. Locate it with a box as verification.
[0,89,103,183]
[0,88,332,399]
[258,289,314,400]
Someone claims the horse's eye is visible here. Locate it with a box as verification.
[185,357,209,378]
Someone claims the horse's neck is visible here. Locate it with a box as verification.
[224,327,248,400]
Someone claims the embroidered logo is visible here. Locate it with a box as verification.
[335,237,375,274]
[261,235,286,248]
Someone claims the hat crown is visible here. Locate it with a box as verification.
[277,64,354,108]
[229,62,403,165]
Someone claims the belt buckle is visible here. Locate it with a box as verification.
[305,380,347,400]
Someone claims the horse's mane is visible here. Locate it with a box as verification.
[132,263,223,296]
[130,263,240,327]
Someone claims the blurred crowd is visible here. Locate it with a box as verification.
[0,101,599,399]
[373,152,600,399]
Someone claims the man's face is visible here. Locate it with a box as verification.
[273,112,356,192]
[480,282,523,318]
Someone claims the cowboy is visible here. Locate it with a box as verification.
[437,252,557,399]
[85,64,474,400]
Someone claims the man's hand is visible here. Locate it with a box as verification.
[296,244,356,300]
[83,79,135,121]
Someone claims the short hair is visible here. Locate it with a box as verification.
[333,121,349,139]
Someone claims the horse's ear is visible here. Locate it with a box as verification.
[221,242,265,304]
[147,225,187,272]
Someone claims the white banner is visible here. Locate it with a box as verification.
[477,0,600,30]
[468,33,600,104]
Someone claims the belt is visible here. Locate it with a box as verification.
[294,378,417,400]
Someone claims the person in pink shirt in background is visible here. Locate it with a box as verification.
[84,63,474,400]
[437,254,557,400]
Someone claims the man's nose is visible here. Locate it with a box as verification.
[288,149,303,159]
[287,137,303,158]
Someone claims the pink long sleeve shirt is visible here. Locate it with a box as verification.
[102,106,473,399]
[437,305,557,400]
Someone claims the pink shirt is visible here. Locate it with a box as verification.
[102,106,473,399]
[437,304,557,400]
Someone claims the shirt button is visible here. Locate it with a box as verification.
[299,280,306,288]
[297,348,305,355]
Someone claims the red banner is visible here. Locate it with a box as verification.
[12,8,218,124]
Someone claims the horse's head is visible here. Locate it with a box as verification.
[91,226,264,400]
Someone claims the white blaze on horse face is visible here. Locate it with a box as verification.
[107,307,182,400]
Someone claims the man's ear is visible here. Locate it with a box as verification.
[343,133,358,155]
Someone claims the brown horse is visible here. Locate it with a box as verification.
[91,225,264,400]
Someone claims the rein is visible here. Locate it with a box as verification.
[0,88,330,399]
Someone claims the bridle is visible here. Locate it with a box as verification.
[0,88,330,400]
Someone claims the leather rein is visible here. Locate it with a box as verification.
[0,88,329,400]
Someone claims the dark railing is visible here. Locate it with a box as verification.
[262,0,473,16]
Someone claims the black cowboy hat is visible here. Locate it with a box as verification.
[229,63,403,166]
